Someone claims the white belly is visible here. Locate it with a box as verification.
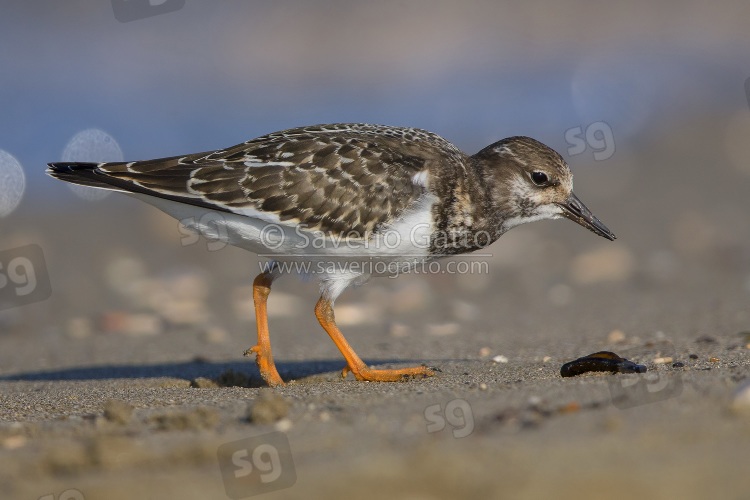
[130,193,438,278]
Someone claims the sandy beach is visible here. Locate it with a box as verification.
[2,168,750,499]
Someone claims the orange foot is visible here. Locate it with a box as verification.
[341,364,437,382]
[244,345,285,387]
[315,295,440,383]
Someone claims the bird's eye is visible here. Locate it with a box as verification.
[531,171,548,185]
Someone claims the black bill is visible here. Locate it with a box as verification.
[556,192,616,241]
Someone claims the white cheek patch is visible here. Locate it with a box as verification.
[534,203,564,219]
[501,203,563,232]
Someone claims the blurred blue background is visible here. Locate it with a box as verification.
[1,0,748,199]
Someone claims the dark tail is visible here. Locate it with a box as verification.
[46,162,120,190]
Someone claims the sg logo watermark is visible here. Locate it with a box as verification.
[424,398,474,438]
[112,0,185,23]
[217,432,296,499]
[608,370,683,409]
[565,121,615,161]
[607,339,683,409]
[0,245,52,311]
[179,213,229,252]
[38,489,85,500]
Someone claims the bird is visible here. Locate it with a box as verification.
[47,123,616,387]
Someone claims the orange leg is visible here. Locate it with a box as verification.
[314,296,436,382]
[244,269,285,386]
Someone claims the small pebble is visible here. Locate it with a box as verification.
[672,362,685,368]
[152,407,219,430]
[451,300,479,322]
[479,383,488,390]
[2,436,26,450]
[66,317,94,339]
[389,323,410,337]
[103,399,133,425]
[191,377,219,389]
[390,280,431,312]
[569,246,635,284]
[709,357,720,362]
[696,335,716,343]
[101,312,163,336]
[265,291,304,318]
[478,347,492,357]
[689,354,699,359]
[603,416,622,432]
[203,326,228,344]
[492,355,509,364]
[248,391,289,424]
[654,357,673,364]
[542,356,551,363]
[334,304,381,326]
[608,329,626,343]
[729,381,750,415]
[559,401,580,414]
[274,418,293,432]
[426,322,460,336]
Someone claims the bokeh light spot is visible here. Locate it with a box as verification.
[0,150,25,217]
[62,129,124,201]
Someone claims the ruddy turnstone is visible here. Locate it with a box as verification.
[47,123,615,386]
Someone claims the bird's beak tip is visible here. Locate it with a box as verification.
[556,193,616,241]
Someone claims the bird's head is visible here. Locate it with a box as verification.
[473,136,616,240]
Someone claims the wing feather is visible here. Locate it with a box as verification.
[48,124,468,238]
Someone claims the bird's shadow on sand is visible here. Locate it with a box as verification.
[0,358,445,386]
